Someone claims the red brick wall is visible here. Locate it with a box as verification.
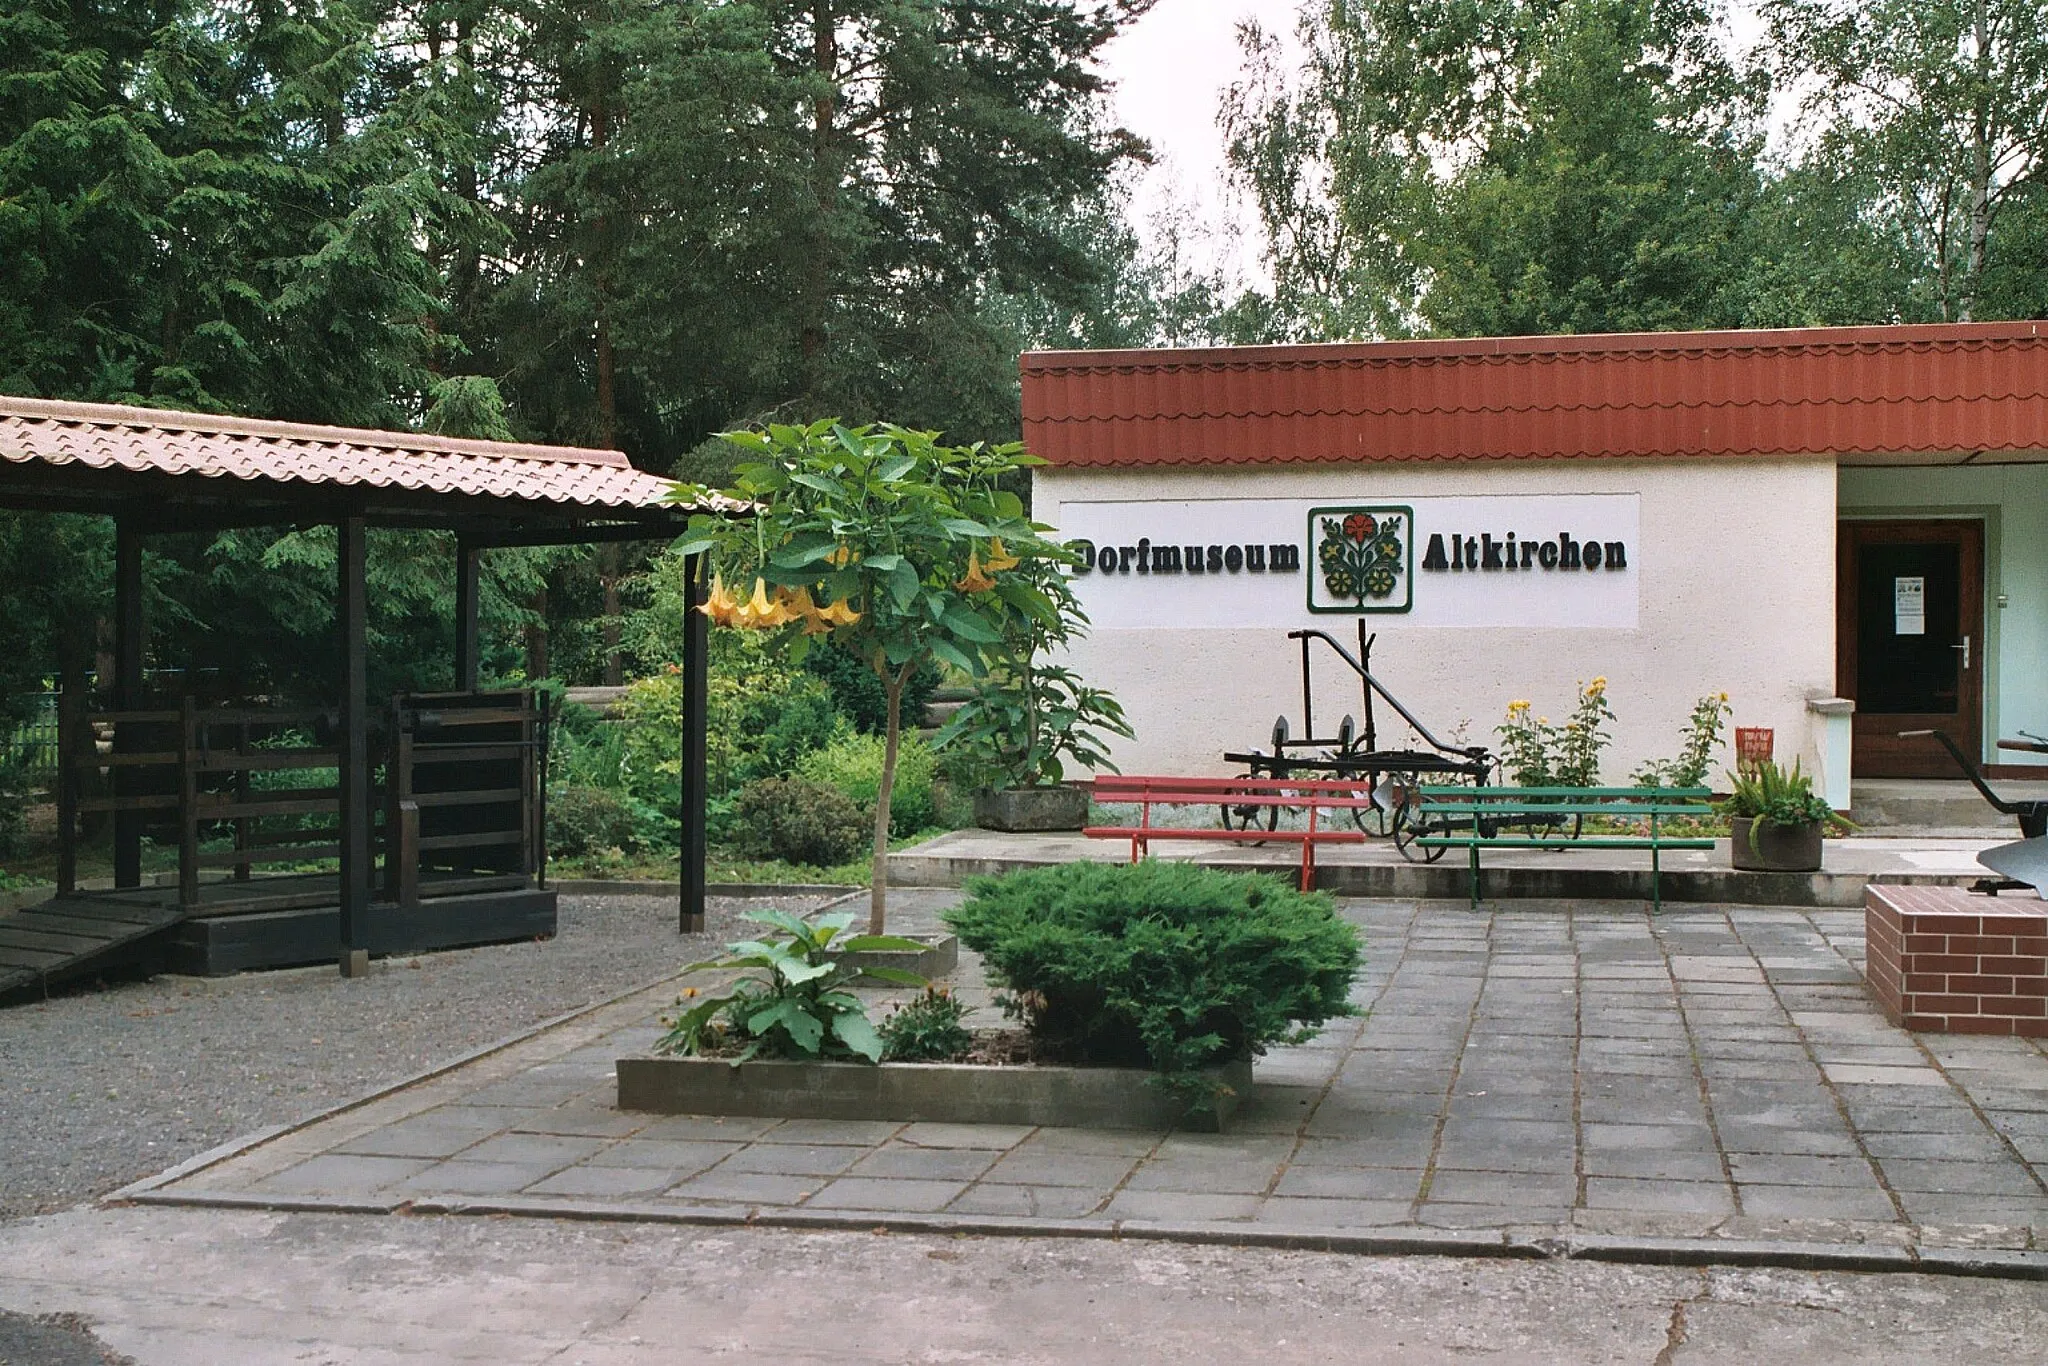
[1865,885,2048,1038]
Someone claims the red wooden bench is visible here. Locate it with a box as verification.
[1086,774,1376,891]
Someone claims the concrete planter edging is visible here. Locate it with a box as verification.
[826,931,958,983]
[615,1054,1252,1132]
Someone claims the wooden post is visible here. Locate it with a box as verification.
[679,552,709,934]
[55,685,78,896]
[177,695,199,912]
[337,517,371,978]
[112,518,144,889]
[454,540,480,693]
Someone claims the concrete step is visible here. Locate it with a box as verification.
[1850,778,2048,835]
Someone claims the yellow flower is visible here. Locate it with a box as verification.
[1584,677,1608,697]
[1507,699,1531,714]
[1717,691,1729,702]
[697,571,740,626]
[732,577,790,629]
[983,538,1021,572]
[819,596,862,627]
[781,586,834,636]
[956,548,997,593]
[826,542,857,568]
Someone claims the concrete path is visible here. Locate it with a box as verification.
[119,892,2048,1265]
[889,829,2023,906]
[4,1205,2047,1364]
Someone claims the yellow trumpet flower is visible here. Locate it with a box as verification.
[983,537,1020,572]
[781,586,834,636]
[697,571,741,626]
[732,577,790,629]
[826,543,857,568]
[955,548,997,593]
[819,596,862,626]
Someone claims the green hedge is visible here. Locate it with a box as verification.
[944,861,1362,1100]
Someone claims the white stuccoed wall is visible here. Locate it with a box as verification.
[1035,456,1839,781]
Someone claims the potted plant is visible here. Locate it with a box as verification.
[1718,757,1852,872]
[935,553,1132,833]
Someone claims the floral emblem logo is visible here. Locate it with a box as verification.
[1317,508,1406,606]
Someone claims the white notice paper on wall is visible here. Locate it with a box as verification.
[1894,576,1926,636]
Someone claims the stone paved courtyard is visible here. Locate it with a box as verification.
[134,892,2048,1257]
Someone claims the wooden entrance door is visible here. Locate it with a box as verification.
[1838,520,1985,778]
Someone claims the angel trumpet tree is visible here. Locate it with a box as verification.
[667,421,1071,934]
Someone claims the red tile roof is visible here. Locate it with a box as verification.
[0,395,736,512]
[1021,322,2048,467]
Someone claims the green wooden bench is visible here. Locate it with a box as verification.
[1412,785,1715,911]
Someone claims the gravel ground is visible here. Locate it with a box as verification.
[0,892,841,1221]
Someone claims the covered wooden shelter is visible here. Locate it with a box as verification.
[0,395,727,993]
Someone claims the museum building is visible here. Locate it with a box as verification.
[1019,322,2048,800]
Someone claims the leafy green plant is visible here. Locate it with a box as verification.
[547,784,644,859]
[797,731,938,836]
[879,986,975,1062]
[733,778,869,868]
[944,862,1362,1107]
[1717,758,1854,847]
[1632,692,1733,787]
[932,548,1130,791]
[656,910,928,1064]
[1497,678,1614,787]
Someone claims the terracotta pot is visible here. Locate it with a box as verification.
[1728,816,1824,872]
[973,784,1088,832]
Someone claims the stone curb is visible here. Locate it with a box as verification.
[114,1186,2048,1280]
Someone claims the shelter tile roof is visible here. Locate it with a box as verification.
[1020,322,2048,467]
[0,395,737,513]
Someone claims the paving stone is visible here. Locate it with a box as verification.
[1418,1201,1570,1229]
[1423,1170,1577,1205]
[1821,1064,1951,1088]
[973,1151,1145,1192]
[632,1114,783,1142]
[806,1177,970,1212]
[583,1139,741,1173]
[1255,1196,1414,1227]
[1124,1158,1281,1195]
[255,1154,434,1194]
[331,1110,510,1159]
[1714,1127,1862,1157]
[663,1169,819,1205]
[1874,1158,2048,1196]
[759,1119,905,1146]
[524,1165,680,1198]
[1100,1189,1265,1222]
[1014,1127,1162,1157]
[1735,1184,1901,1221]
[1581,1123,1717,1151]
[456,1133,610,1167]
[508,1106,652,1139]
[717,1144,863,1177]
[1272,1166,1425,1201]
[846,1144,1001,1182]
[395,1160,561,1195]
[1581,1177,1735,1215]
[1858,1131,2014,1161]
[1580,1149,1727,1182]
[944,1183,1108,1219]
[1896,1192,2048,1225]
[1726,1153,1883,1187]
[454,1078,594,1108]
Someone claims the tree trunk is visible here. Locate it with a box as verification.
[601,543,623,686]
[1961,0,1994,323]
[868,661,910,935]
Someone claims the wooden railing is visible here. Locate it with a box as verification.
[56,690,545,913]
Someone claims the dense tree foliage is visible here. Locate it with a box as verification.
[1221,0,2048,341]
[0,0,1152,704]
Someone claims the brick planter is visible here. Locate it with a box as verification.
[1864,884,2048,1037]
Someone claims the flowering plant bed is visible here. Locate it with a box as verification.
[614,1049,1252,1132]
